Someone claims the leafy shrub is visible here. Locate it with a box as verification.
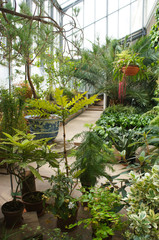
[96,111,154,130]
[125,165,159,240]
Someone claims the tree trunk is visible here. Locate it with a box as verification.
[26,61,37,99]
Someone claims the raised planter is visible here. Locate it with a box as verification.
[25,114,61,141]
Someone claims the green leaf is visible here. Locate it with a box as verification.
[28,166,43,182]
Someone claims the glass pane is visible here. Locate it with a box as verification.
[73,2,84,28]
[119,5,130,38]
[84,25,94,49]
[119,0,130,8]
[58,0,77,8]
[95,18,106,45]
[108,12,118,39]
[131,1,142,33]
[146,0,156,20]
[108,0,118,14]
[96,0,107,21]
[84,0,95,26]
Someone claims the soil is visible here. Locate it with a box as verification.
[22,192,43,203]
[2,200,24,212]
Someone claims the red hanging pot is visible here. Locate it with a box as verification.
[122,65,139,76]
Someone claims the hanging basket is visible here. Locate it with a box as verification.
[122,65,139,76]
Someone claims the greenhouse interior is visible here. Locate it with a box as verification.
[0,0,159,239]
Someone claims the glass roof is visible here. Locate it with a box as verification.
[57,0,78,8]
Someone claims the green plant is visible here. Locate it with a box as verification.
[108,128,141,164]
[69,186,124,239]
[43,172,77,220]
[0,129,58,199]
[31,74,45,98]
[128,127,159,173]
[113,50,147,81]
[27,88,98,176]
[150,3,159,51]
[96,109,154,131]
[71,124,115,189]
[0,89,27,136]
[124,165,159,240]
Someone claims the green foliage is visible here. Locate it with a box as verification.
[0,89,27,136]
[113,50,147,81]
[108,128,141,163]
[31,74,45,98]
[42,52,77,90]
[43,172,77,220]
[125,165,159,239]
[27,88,98,120]
[0,129,59,199]
[71,125,115,188]
[150,3,159,51]
[74,38,120,93]
[69,186,124,239]
[96,109,154,130]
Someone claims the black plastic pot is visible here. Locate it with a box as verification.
[1,200,24,228]
[22,191,44,216]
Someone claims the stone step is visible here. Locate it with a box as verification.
[0,211,41,240]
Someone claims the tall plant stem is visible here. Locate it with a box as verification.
[26,60,37,99]
[62,119,69,177]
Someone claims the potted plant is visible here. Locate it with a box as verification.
[22,191,44,217]
[113,50,147,103]
[124,165,159,240]
[69,186,124,239]
[1,198,24,228]
[71,124,116,190]
[27,88,98,176]
[0,129,59,221]
[25,98,61,141]
[43,171,78,231]
[113,50,147,79]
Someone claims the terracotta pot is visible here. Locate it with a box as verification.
[122,65,139,76]
[1,200,24,228]
[22,191,44,216]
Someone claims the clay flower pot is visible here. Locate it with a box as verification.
[122,65,139,76]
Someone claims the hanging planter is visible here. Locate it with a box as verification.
[113,50,147,81]
[121,65,140,76]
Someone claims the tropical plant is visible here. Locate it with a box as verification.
[27,88,98,176]
[71,124,115,189]
[96,108,154,131]
[107,128,141,164]
[74,38,120,93]
[31,74,45,98]
[0,89,27,136]
[0,129,59,197]
[150,3,159,51]
[69,186,124,239]
[43,172,77,221]
[113,50,147,81]
[124,165,159,240]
